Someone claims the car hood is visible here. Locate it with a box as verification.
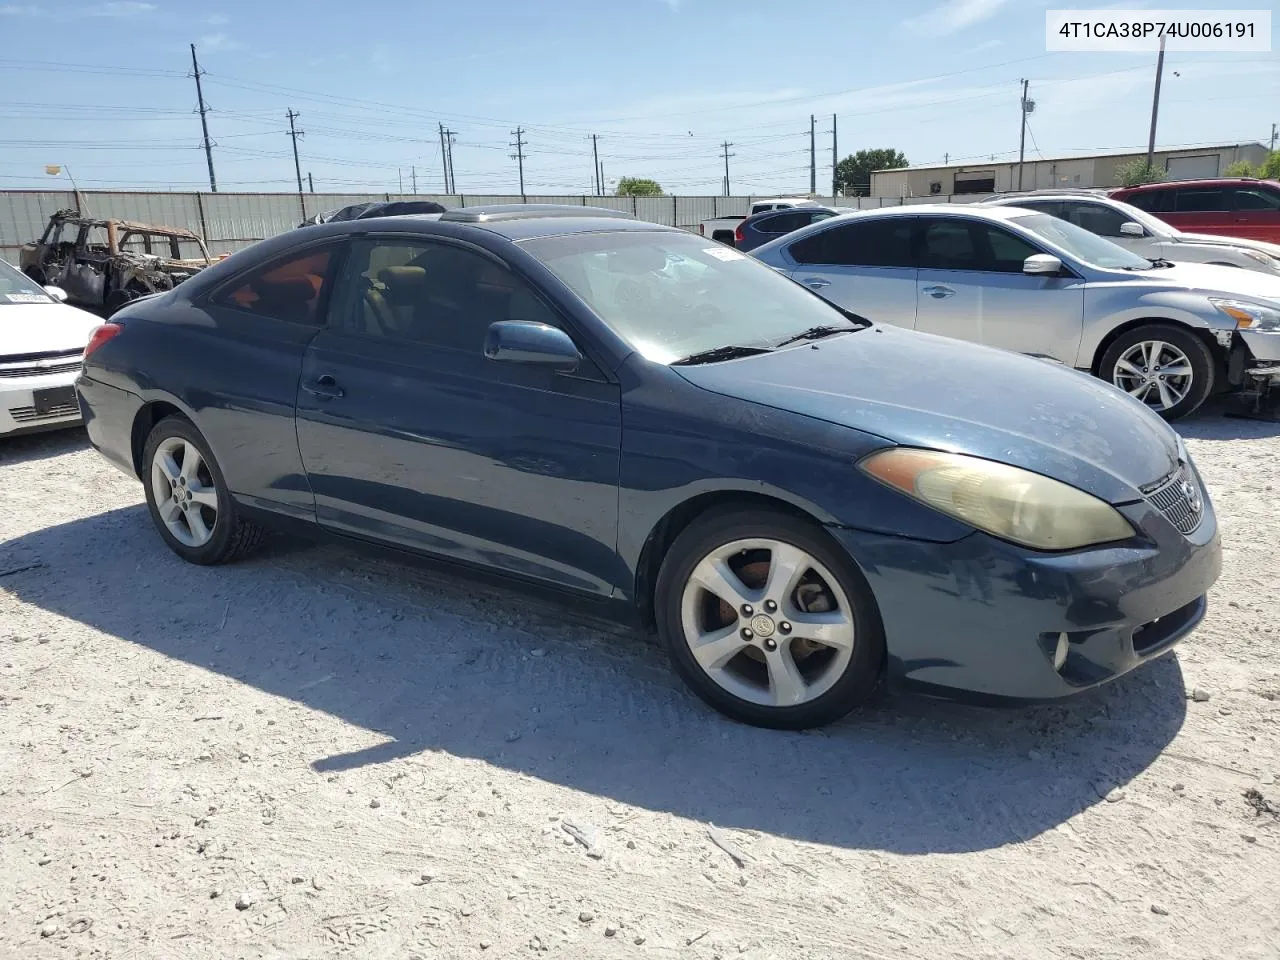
[1135,260,1280,303]
[674,325,1181,505]
[0,301,102,356]
[1171,232,1280,259]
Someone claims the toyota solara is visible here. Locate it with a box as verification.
[75,204,1221,728]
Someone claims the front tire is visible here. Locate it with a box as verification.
[1099,323,1214,421]
[655,506,885,729]
[142,416,264,565]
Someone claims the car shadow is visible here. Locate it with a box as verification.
[1177,402,1280,442]
[0,426,89,465]
[1,506,1189,856]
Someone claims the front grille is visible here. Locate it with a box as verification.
[0,351,83,379]
[8,403,80,423]
[1145,464,1205,535]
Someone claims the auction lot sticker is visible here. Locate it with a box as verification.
[1046,9,1271,51]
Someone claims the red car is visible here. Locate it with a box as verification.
[1111,178,1280,244]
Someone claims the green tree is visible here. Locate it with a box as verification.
[835,148,908,197]
[1225,159,1258,177]
[1260,151,1280,180]
[616,177,664,197]
[1116,158,1167,187]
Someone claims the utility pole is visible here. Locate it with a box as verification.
[591,134,601,197]
[1269,122,1276,152]
[438,122,450,192]
[398,168,403,194]
[444,128,457,194]
[1146,33,1167,173]
[307,172,314,193]
[286,109,305,220]
[721,140,734,196]
[411,165,417,194]
[809,115,816,195]
[190,43,217,192]
[831,114,837,199]
[510,127,526,201]
[1017,78,1030,190]
[944,152,949,164]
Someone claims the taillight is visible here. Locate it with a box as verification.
[734,222,745,245]
[84,322,123,359]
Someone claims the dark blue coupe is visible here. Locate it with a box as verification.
[75,204,1221,728]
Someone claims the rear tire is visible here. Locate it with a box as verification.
[1098,323,1214,421]
[655,505,885,729]
[142,416,264,565]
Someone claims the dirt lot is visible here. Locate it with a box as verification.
[1,412,1278,960]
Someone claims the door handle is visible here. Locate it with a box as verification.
[922,285,956,299]
[801,277,831,289]
[302,374,345,399]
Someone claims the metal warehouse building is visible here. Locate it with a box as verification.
[870,141,1271,199]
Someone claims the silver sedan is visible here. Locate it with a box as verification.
[750,204,1280,420]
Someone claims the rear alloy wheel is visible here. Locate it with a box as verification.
[1100,324,1214,421]
[142,417,264,565]
[655,507,884,729]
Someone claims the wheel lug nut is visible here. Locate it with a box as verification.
[763,638,777,651]
[740,604,753,617]
[764,600,777,613]
[741,628,753,640]
[779,622,791,634]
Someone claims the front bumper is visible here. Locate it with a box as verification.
[829,489,1221,702]
[0,370,83,436]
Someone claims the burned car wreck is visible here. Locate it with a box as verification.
[20,210,213,314]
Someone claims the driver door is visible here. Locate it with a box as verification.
[293,235,626,596]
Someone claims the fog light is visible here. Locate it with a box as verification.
[1053,632,1069,671]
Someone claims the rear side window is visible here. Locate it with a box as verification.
[212,246,336,324]
[789,218,915,267]
[1234,187,1280,212]
[1173,188,1228,212]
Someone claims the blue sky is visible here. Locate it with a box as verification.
[0,0,1275,195]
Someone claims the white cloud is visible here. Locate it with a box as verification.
[659,0,680,10]
[204,13,228,25]
[199,32,242,52]
[82,1,156,15]
[962,37,1004,55]
[0,4,44,14]
[903,0,1009,36]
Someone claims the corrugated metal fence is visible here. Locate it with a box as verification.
[0,190,979,261]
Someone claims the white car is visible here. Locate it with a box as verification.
[1,257,102,436]
[750,204,1280,420]
[983,191,1280,274]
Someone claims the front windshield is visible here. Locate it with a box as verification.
[521,230,857,362]
[1009,212,1153,270]
[0,258,53,305]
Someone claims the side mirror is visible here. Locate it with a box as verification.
[1023,254,1064,276]
[484,320,581,371]
[1119,222,1145,237]
[43,285,69,302]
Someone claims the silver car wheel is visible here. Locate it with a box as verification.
[679,537,856,708]
[150,436,219,548]
[1112,340,1193,412]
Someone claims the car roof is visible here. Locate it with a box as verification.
[1115,178,1280,191]
[826,203,1034,222]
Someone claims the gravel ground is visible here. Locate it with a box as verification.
[1,411,1278,960]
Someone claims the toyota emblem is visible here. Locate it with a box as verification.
[1182,479,1202,514]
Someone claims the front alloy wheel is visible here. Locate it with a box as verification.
[656,507,884,729]
[1112,340,1193,413]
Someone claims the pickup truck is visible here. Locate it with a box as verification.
[697,198,823,245]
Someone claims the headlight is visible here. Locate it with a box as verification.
[1210,298,1280,331]
[859,449,1135,551]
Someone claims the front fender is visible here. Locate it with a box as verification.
[1080,287,1233,364]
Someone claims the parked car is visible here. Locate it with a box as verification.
[698,198,824,245]
[733,205,842,253]
[75,204,1220,729]
[1,257,102,436]
[750,204,1280,420]
[20,210,213,314]
[983,190,1280,274]
[1111,178,1280,244]
[300,200,448,229]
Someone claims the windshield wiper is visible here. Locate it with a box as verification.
[672,344,772,366]
[772,325,857,348]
